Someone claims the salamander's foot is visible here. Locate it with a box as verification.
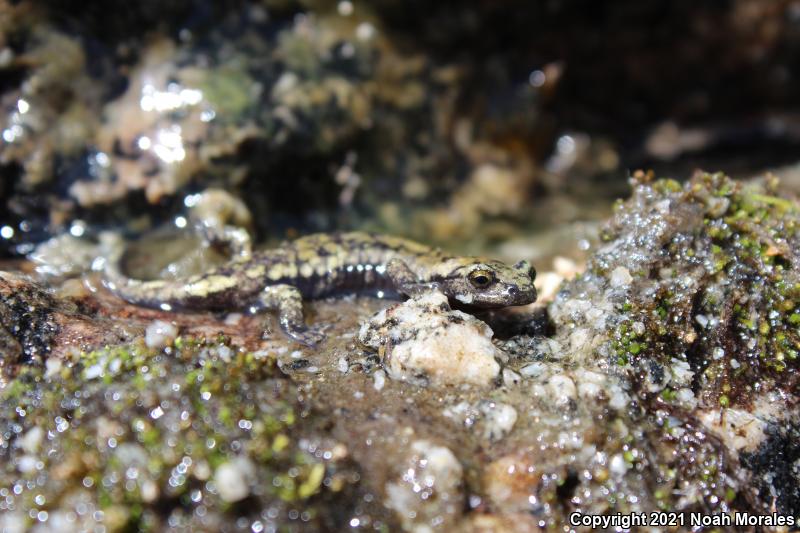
[283,325,327,347]
[254,284,325,346]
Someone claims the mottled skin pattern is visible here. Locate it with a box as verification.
[105,231,537,345]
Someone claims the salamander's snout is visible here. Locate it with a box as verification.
[513,260,537,281]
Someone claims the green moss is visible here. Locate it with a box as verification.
[603,172,800,408]
[0,337,360,530]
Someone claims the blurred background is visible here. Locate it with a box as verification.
[3,0,800,260]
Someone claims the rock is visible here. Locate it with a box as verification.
[18,426,44,454]
[385,440,464,532]
[608,266,632,288]
[479,401,518,442]
[546,374,576,406]
[359,292,502,387]
[484,455,542,514]
[213,457,255,503]
[144,320,178,349]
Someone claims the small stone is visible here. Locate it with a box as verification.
[607,384,629,410]
[568,327,592,354]
[574,370,605,400]
[609,454,627,476]
[84,363,104,380]
[676,388,697,408]
[547,374,577,406]
[44,357,63,378]
[216,344,233,361]
[520,362,548,378]
[373,369,386,391]
[140,480,159,503]
[214,457,254,502]
[385,440,464,532]
[502,368,521,387]
[483,455,544,514]
[479,402,518,441]
[609,266,633,288]
[19,426,44,454]
[144,320,178,349]
[669,359,694,386]
[17,455,37,473]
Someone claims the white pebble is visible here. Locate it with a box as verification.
[609,454,627,476]
[481,403,517,442]
[670,359,694,386]
[216,345,232,361]
[676,388,697,408]
[502,368,521,387]
[609,266,633,288]
[214,458,253,502]
[337,357,349,373]
[373,369,386,391]
[84,364,104,380]
[712,347,724,360]
[520,362,548,378]
[19,427,44,454]
[140,480,159,503]
[547,374,577,405]
[145,320,178,349]
[607,384,629,410]
[16,455,37,473]
[44,357,63,378]
[385,440,463,531]
[569,328,591,353]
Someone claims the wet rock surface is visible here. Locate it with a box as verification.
[0,171,798,530]
[3,1,800,531]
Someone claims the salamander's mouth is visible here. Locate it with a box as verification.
[449,290,537,310]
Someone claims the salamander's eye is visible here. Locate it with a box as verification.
[468,269,494,289]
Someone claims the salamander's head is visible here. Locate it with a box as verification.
[438,258,537,308]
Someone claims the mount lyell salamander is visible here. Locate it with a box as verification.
[105,231,537,345]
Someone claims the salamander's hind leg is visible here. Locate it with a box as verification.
[386,259,441,297]
[253,284,325,346]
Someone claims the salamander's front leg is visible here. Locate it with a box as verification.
[386,258,441,297]
[254,284,325,346]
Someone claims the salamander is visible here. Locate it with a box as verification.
[104,231,537,345]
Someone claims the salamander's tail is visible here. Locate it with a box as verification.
[102,236,181,309]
